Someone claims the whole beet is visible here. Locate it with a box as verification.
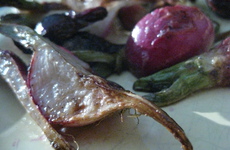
[125,5,214,77]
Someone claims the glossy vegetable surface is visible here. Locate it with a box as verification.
[134,36,230,106]
[0,23,193,150]
[125,5,214,77]
[38,7,108,44]
[0,50,76,150]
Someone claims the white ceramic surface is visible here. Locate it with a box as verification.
[0,0,230,150]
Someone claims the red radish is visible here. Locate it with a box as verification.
[133,36,230,106]
[0,23,192,150]
[0,50,75,150]
[125,5,215,77]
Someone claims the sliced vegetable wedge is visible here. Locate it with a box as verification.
[0,23,193,150]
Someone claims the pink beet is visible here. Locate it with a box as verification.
[125,5,214,77]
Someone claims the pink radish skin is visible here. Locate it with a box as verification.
[125,5,215,77]
[0,50,75,150]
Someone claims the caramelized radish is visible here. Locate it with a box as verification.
[0,23,192,150]
[0,50,75,150]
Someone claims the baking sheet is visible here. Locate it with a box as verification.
[0,0,230,149]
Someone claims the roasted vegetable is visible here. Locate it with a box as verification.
[70,50,125,77]
[61,0,189,11]
[0,23,193,150]
[61,31,125,77]
[134,36,230,106]
[0,13,42,28]
[0,50,76,150]
[117,4,148,31]
[37,7,108,44]
[206,0,230,19]
[125,5,214,77]
[62,31,123,53]
[1,3,124,77]
[0,0,69,12]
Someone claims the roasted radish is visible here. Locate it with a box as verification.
[125,5,214,77]
[0,23,192,150]
[0,50,76,150]
[133,37,230,106]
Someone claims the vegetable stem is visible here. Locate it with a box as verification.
[143,71,215,106]
[134,37,230,106]
[71,49,125,77]
[72,50,116,64]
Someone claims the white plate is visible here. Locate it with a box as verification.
[0,0,230,150]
